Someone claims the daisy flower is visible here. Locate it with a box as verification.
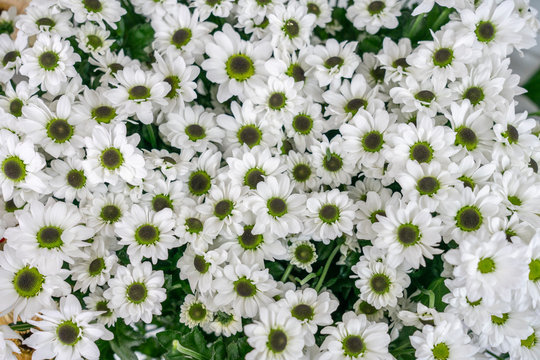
[81,191,130,240]
[202,23,272,103]
[179,294,212,329]
[310,135,356,187]
[131,0,177,17]
[16,5,73,38]
[0,33,27,83]
[176,245,228,294]
[59,0,126,29]
[304,189,357,244]
[115,205,177,264]
[288,239,318,272]
[104,262,166,325]
[447,155,495,191]
[346,0,401,34]
[71,245,118,294]
[244,307,305,360]
[284,99,325,152]
[75,22,114,55]
[300,0,332,27]
[105,66,170,124]
[89,49,140,87]
[320,312,393,360]
[184,150,222,199]
[83,287,118,327]
[355,189,401,241]
[245,174,306,238]
[377,37,412,83]
[0,81,37,122]
[71,86,128,133]
[175,197,218,252]
[203,309,243,337]
[83,123,147,186]
[19,33,80,96]
[286,151,321,192]
[251,75,303,125]
[24,295,113,360]
[191,0,235,20]
[268,2,316,52]
[0,324,20,360]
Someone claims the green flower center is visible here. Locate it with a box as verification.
[36,18,55,28]
[267,329,288,353]
[13,266,44,298]
[46,118,73,143]
[370,273,391,294]
[91,105,116,123]
[371,66,386,82]
[267,197,287,217]
[409,142,433,163]
[86,35,103,50]
[433,48,453,67]
[2,51,18,66]
[109,62,124,74]
[66,169,86,189]
[455,126,478,151]
[268,92,287,110]
[291,303,314,321]
[2,156,26,182]
[458,175,475,189]
[294,243,314,263]
[185,124,206,141]
[528,259,540,282]
[36,226,63,249]
[319,204,340,224]
[455,205,482,231]
[38,51,59,71]
[0,21,13,36]
[188,170,211,196]
[239,225,263,250]
[369,209,386,223]
[282,19,300,38]
[185,217,203,234]
[417,176,440,195]
[83,0,103,12]
[503,124,519,144]
[57,321,80,346]
[292,163,311,183]
[392,57,409,68]
[475,21,496,43]
[126,282,148,304]
[171,28,192,48]
[345,98,366,115]
[135,224,160,245]
[342,335,366,357]
[152,194,173,212]
[128,85,150,100]
[5,199,20,213]
[323,153,343,172]
[214,199,233,220]
[226,54,255,81]
[307,2,320,15]
[193,255,210,274]
[397,223,421,246]
[234,277,257,297]
[368,1,385,15]
[286,63,305,82]
[8,98,23,116]
[362,131,384,152]
[188,303,207,321]
[432,342,450,360]
[237,125,262,147]
[466,296,482,307]
[478,257,496,274]
[100,204,121,223]
[521,332,537,349]
[463,86,484,105]
[164,75,180,99]
[215,311,234,325]
[292,114,313,135]
[88,257,105,276]
[507,195,521,206]
[415,90,435,104]
[358,301,377,315]
[324,56,344,69]
[491,313,509,326]
[100,147,124,170]
[95,301,112,317]
[244,168,265,189]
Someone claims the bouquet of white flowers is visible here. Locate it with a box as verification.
[0,0,539,359]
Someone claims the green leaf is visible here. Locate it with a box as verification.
[124,22,155,63]
[524,67,540,108]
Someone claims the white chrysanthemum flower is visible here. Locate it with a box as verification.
[116,205,177,264]
[410,319,478,360]
[175,197,218,252]
[237,0,285,25]
[0,130,48,205]
[202,24,272,103]
[16,5,73,37]
[268,2,316,52]
[212,262,280,318]
[131,0,177,17]
[203,309,243,337]
[355,189,401,241]
[59,0,126,29]
[0,81,37,123]
[509,316,540,360]
[251,75,303,125]
[184,150,222,199]
[0,245,70,322]
[89,49,140,86]
[0,33,27,83]
[179,294,212,329]
[300,0,332,27]
[320,312,393,360]
[4,199,93,268]
[347,0,401,34]
[192,0,234,20]
[311,135,356,187]
[71,245,118,294]
[160,105,223,153]
[72,86,128,133]
[304,189,357,244]
[152,48,200,112]
[305,39,360,88]
[447,155,495,191]
[442,280,491,333]
[284,100,325,152]
[245,174,306,238]
[20,33,80,95]
[0,324,20,360]
[105,66,170,124]
[83,287,118,327]
[377,37,412,83]
[276,289,338,346]
[289,239,318,272]
[140,174,184,214]
[286,151,321,192]
[444,232,529,303]
[372,201,443,270]
[104,262,166,324]
[143,148,193,182]
[353,298,385,322]
[244,307,305,359]
[75,22,114,55]
[226,146,285,191]
[217,101,281,156]
[25,295,112,360]
[439,185,502,243]
[83,123,147,186]
[352,259,410,309]
[81,191,130,240]
[151,3,216,64]
[177,245,227,294]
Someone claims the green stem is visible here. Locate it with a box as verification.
[314,238,344,292]
[485,350,505,360]
[299,273,317,285]
[173,340,206,360]
[432,7,454,31]
[144,124,157,148]
[280,263,293,282]
[9,322,33,332]
[406,14,425,39]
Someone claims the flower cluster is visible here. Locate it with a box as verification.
[0,0,539,359]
